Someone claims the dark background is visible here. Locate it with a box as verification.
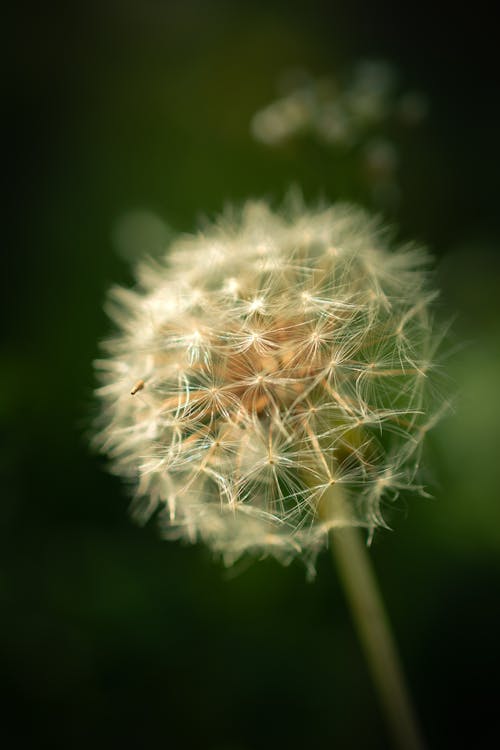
[3,2,500,748]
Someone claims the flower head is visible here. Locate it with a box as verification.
[94,196,443,574]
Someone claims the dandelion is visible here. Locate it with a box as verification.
[94,194,444,750]
[94,195,442,572]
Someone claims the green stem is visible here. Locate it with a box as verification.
[330,524,426,750]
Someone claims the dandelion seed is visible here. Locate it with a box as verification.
[93,196,445,573]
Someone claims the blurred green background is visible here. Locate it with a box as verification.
[3,1,500,747]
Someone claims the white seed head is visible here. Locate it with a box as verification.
[94,196,444,575]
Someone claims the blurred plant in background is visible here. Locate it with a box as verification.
[251,61,427,210]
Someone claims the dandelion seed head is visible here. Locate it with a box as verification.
[94,197,444,574]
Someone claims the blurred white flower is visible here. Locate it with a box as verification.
[251,61,409,148]
[94,195,444,574]
[251,61,429,212]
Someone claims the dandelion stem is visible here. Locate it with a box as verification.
[330,523,426,750]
